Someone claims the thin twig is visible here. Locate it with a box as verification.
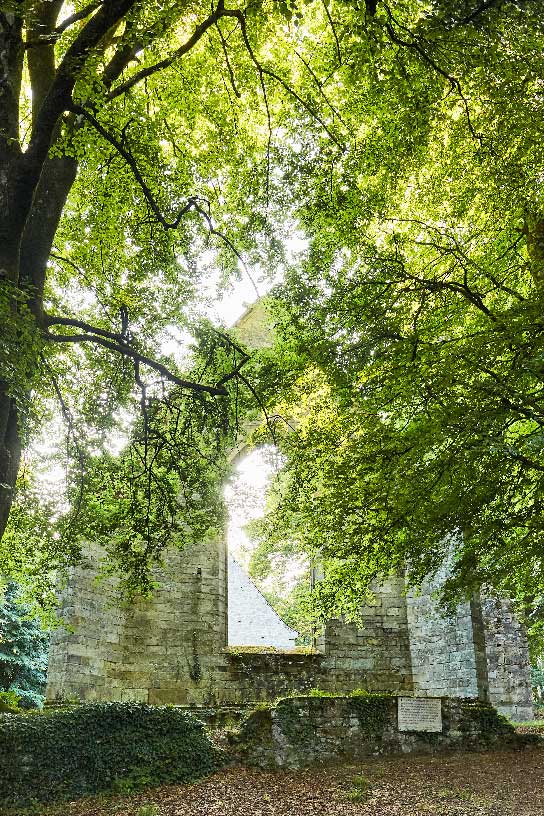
[215,20,241,98]
[321,0,342,64]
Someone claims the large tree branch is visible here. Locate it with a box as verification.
[106,0,230,101]
[69,103,197,228]
[25,0,138,177]
[65,104,260,294]
[43,317,233,397]
[26,1,63,128]
[25,2,104,46]
[0,11,23,145]
[45,331,230,396]
[57,1,103,34]
[44,313,125,342]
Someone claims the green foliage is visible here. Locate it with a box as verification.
[305,688,336,697]
[458,701,513,737]
[0,583,48,709]
[0,691,21,713]
[1,0,345,601]
[3,0,544,619]
[531,664,544,702]
[226,645,279,655]
[247,548,316,643]
[345,774,371,802]
[251,1,544,616]
[349,693,392,736]
[136,806,160,816]
[0,703,221,807]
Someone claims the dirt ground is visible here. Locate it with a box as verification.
[24,747,544,816]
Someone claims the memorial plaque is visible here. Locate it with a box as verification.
[397,697,442,732]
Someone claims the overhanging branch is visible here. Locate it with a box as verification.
[44,319,230,397]
[107,0,229,101]
[66,106,261,294]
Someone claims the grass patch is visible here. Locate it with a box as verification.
[345,774,372,802]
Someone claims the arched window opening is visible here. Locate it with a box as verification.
[224,445,309,649]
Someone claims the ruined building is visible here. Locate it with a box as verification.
[46,304,534,720]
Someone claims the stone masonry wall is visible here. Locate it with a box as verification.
[48,567,416,705]
[320,576,413,693]
[234,695,521,769]
[48,555,534,716]
[481,595,534,720]
[406,584,481,699]
[217,643,409,705]
[46,542,123,702]
[405,573,534,718]
[47,532,228,706]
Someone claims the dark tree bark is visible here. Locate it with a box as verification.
[0,1,138,540]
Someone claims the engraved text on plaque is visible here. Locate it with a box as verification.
[397,697,442,732]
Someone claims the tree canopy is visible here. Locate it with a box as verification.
[1,0,543,619]
[248,0,544,621]
[0,0,344,600]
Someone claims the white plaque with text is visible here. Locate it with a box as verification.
[397,697,442,732]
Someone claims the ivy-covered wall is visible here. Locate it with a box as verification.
[233,695,523,769]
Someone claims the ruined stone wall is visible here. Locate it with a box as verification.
[46,542,126,702]
[320,576,413,693]
[47,565,416,705]
[406,585,481,699]
[405,576,534,719]
[48,557,534,717]
[216,639,410,705]
[481,595,534,720]
[47,570,415,706]
[46,533,228,706]
[235,696,521,769]
[217,652,326,704]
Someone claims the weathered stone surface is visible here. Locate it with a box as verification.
[233,696,528,769]
[46,546,535,718]
[45,302,535,719]
[46,535,227,706]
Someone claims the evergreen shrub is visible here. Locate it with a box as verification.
[0,582,49,709]
[0,702,222,806]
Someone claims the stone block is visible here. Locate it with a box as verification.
[121,688,149,703]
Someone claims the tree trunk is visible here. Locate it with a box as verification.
[0,0,143,543]
[0,156,30,541]
[0,394,21,541]
[0,154,78,541]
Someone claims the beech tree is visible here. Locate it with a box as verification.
[0,0,348,594]
[250,0,544,617]
[3,0,543,611]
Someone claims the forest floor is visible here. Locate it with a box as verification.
[14,746,544,816]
